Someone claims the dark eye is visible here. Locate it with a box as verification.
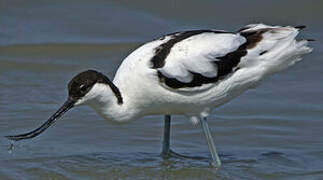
[79,84,88,93]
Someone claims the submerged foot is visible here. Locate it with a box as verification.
[161,149,222,168]
[161,149,205,160]
[210,161,221,169]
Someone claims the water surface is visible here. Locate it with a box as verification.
[1,0,323,179]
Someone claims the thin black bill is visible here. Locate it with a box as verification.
[5,99,75,141]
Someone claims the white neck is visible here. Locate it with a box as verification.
[86,83,141,123]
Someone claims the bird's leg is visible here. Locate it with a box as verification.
[161,115,191,158]
[161,114,171,157]
[161,115,211,159]
[200,117,222,168]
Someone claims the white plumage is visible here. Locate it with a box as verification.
[159,33,244,81]
[111,24,312,123]
[6,24,313,168]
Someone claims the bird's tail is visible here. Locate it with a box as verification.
[238,24,313,75]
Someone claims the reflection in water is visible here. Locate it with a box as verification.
[8,141,15,154]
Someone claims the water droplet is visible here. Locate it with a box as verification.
[8,140,15,154]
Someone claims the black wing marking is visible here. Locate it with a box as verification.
[157,42,247,88]
[151,30,232,68]
[155,29,266,89]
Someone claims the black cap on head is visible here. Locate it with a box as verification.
[68,70,103,101]
[68,70,123,104]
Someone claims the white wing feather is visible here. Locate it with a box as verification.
[158,33,246,83]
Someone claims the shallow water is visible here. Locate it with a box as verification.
[1,0,323,179]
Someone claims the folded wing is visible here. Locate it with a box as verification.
[151,30,247,89]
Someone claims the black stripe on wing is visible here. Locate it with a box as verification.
[156,29,266,89]
[151,30,232,68]
[157,43,247,89]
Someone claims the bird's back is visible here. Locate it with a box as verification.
[113,24,312,122]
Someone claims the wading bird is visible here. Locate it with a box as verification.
[6,24,312,168]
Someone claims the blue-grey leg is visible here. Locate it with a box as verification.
[200,117,222,168]
[161,115,193,158]
[161,114,171,156]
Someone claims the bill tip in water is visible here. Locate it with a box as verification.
[4,99,76,142]
[5,135,21,141]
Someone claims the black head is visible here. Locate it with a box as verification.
[5,69,122,141]
[68,70,107,101]
[68,70,123,104]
